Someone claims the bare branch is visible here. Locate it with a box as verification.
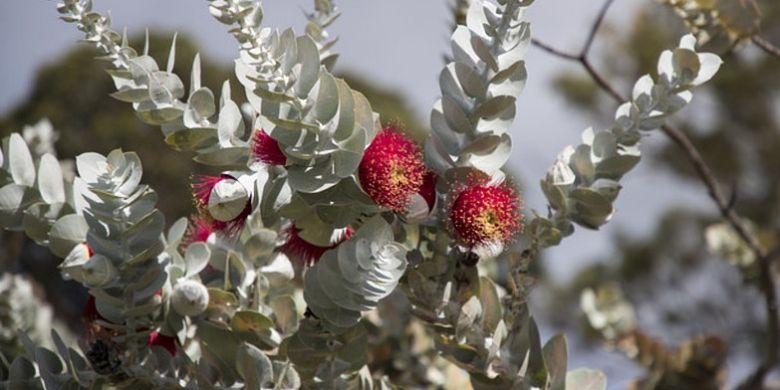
[530,38,580,61]
[752,35,780,59]
[580,0,614,57]
[580,58,623,102]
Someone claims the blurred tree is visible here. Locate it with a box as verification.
[0,32,233,220]
[542,0,780,385]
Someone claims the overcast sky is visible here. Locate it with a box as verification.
[0,1,730,386]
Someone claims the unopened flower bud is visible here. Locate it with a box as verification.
[171,280,209,317]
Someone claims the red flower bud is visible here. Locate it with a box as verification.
[82,295,103,323]
[85,243,94,257]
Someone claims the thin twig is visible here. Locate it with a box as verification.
[580,58,623,102]
[726,182,739,211]
[580,0,614,57]
[752,35,780,59]
[531,0,779,386]
[530,38,579,61]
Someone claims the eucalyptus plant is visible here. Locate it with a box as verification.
[0,0,725,388]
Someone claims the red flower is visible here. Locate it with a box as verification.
[82,295,102,323]
[359,127,425,212]
[281,225,352,266]
[419,171,437,211]
[147,331,177,356]
[191,175,226,209]
[216,204,251,236]
[448,178,522,247]
[252,129,286,166]
[186,216,216,244]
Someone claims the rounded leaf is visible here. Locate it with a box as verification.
[48,214,88,258]
[236,343,274,390]
[184,242,211,278]
[37,154,65,204]
[8,133,35,187]
[172,280,209,316]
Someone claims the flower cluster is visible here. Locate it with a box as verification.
[357,126,523,255]
[268,124,523,267]
[2,0,727,386]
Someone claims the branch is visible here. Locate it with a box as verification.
[752,35,780,59]
[532,0,779,386]
[657,129,777,389]
[580,0,613,57]
[530,38,579,61]
[580,58,623,102]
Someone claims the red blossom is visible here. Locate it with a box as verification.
[358,127,426,212]
[251,129,287,166]
[419,171,438,211]
[448,178,522,246]
[82,295,102,323]
[281,225,352,266]
[189,212,250,239]
[215,202,252,236]
[147,331,177,356]
[186,216,216,244]
[191,175,225,209]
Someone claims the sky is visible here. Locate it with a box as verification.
[0,0,733,387]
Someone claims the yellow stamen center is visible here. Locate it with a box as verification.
[474,209,504,240]
[389,162,408,187]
